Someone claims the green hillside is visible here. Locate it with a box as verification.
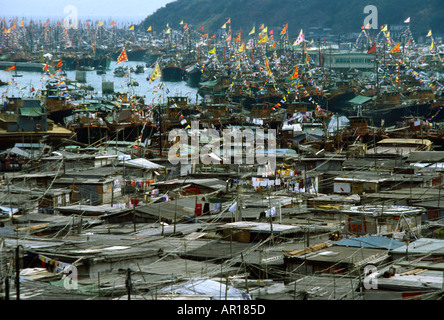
[140,0,443,39]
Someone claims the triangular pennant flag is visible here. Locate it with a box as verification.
[117,48,128,63]
[367,43,377,54]
[6,64,16,71]
[56,59,63,68]
[390,42,400,53]
[149,62,161,83]
[258,34,267,43]
[249,26,255,35]
[288,66,299,80]
[129,25,134,31]
[293,29,304,46]
[404,17,410,23]
[426,30,432,37]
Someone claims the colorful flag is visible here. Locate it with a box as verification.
[149,62,161,83]
[259,24,264,30]
[258,34,267,43]
[238,42,245,52]
[381,24,387,32]
[367,43,377,54]
[208,47,215,54]
[293,29,304,46]
[390,42,400,53]
[226,18,231,24]
[98,21,103,26]
[288,66,299,80]
[235,32,241,42]
[117,48,128,64]
[43,62,49,71]
[6,64,16,71]
[211,34,216,39]
[280,24,287,35]
[56,59,63,68]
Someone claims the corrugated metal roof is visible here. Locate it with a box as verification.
[333,236,405,250]
[390,238,444,255]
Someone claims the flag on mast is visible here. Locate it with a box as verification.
[367,43,377,54]
[6,64,16,71]
[288,66,299,80]
[293,29,304,46]
[117,48,128,64]
[149,62,161,83]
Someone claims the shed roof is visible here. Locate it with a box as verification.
[348,95,373,105]
[332,236,405,250]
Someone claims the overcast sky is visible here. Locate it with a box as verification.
[0,0,176,21]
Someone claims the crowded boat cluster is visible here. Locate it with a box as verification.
[0,16,443,301]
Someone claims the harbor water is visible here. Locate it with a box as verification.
[0,60,200,104]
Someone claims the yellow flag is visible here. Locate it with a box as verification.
[208,47,215,54]
[129,25,134,30]
[238,42,245,52]
[426,29,432,37]
[149,63,161,83]
[180,20,184,25]
[147,26,152,31]
[98,21,103,26]
[381,24,387,32]
[262,26,268,34]
[249,26,255,35]
[221,23,227,29]
[258,34,267,43]
[166,27,171,34]
[430,40,434,51]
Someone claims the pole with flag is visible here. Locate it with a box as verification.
[149,62,161,83]
[117,47,128,64]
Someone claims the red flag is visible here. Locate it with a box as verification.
[367,43,376,54]
[43,62,49,71]
[117,48,128,64]
[56,59,63,68]
[199,26,204,31]
[6,64,16,71]
[211,34,216,39]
